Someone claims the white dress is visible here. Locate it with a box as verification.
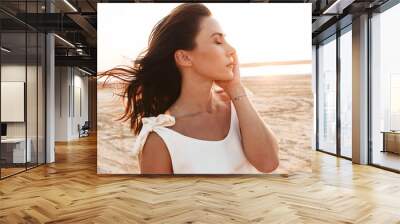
[132,101,261,174]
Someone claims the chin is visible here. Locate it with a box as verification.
[210,71,233,81]
[216,75,233,81]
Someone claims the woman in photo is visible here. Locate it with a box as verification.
[100,3,279,174]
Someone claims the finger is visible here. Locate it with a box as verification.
[232,52,240,75]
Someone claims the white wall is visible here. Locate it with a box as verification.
[1,65,36,138]
[55,66,89,141]
[55,66,70,141]
[1,63,46,164]
[71,71,89,139]
[1,65,26,141]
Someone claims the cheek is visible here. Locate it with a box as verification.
[193,47,225,70]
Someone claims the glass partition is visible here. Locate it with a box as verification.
[1,31,28,177]
[0,1,46,179]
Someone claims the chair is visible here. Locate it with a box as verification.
[79,121,90,138]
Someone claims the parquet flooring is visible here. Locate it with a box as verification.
[1,167,26,178]
[1,134,399,223]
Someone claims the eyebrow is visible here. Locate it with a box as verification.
[210,32,225,38]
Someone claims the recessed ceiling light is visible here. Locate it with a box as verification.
[323,0,355,15]
[78,67,92,76]
[63,0,78,12]
[1,47,11,53]
[54,34,75,48]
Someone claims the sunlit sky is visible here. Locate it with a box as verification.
[98,3,311,76]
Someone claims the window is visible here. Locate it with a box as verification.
[370,2,400,171]
[340,27,352,158]
[317,35,337,154]
[390,74,400,131]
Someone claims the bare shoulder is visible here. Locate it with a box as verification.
[139,132,173,174]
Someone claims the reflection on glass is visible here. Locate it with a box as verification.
[340,29,352,158]
[318,37,337,154]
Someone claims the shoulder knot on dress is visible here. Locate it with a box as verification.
[132,114,175,156]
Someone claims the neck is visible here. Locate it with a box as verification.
[169,71,217,118]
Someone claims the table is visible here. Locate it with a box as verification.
[381,131,400,154]
[1,138,32,163]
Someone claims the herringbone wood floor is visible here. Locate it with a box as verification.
[1,134,400,223]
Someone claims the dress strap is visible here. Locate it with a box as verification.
[132,114,175,156]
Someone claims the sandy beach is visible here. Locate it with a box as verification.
[97,74,313,174]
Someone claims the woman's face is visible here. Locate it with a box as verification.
[187,16,236,81]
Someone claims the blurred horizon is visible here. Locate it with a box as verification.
[97,59,312,84]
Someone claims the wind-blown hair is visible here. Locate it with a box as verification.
[98,3,212,135]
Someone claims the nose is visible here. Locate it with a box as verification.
[225,42,236,58]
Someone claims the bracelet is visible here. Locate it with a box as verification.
[232,94,247,101]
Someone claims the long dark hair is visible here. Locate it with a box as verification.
[98,3,211,135]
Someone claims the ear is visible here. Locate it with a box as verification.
[174,50,192,67]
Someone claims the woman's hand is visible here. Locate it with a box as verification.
[214,52,245,97]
